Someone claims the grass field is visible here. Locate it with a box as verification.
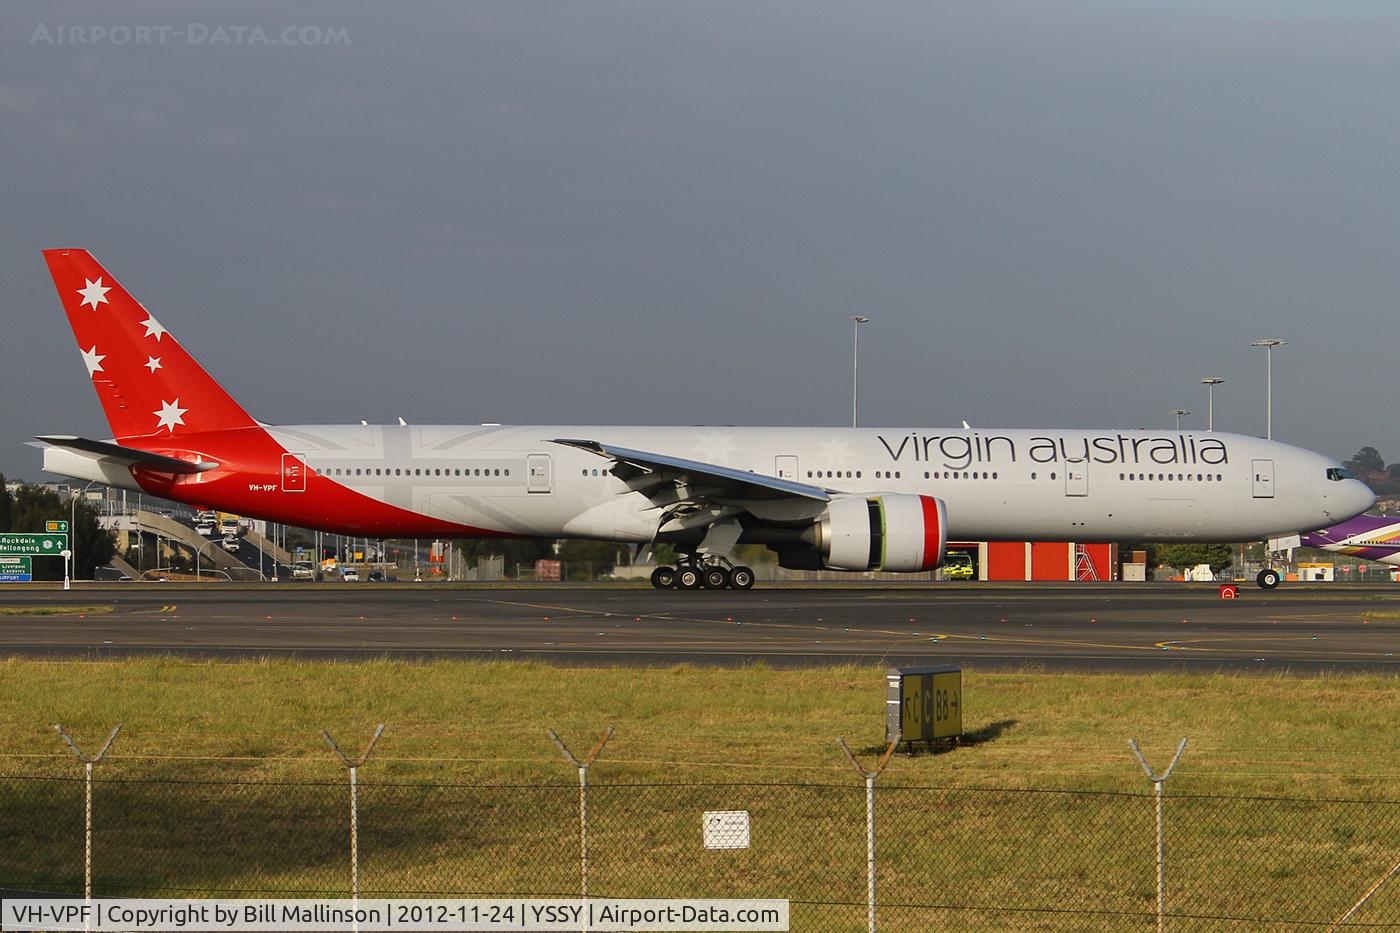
[1,658,1396,791]
[1,659,1397,929]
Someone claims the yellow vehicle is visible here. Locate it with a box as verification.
[942,551,975,580]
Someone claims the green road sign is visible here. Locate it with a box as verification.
[0,556,32,582]
[0,533,69,556]
[45,520,69,533]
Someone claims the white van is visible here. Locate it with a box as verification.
[341,567,360,583]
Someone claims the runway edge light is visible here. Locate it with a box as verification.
[886,665,963,750]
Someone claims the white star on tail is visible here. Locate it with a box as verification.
[140,315,168,341]
[80,346,105,376]
[144,356,162,373]
[77,277,111,309]
[153,398,187,433]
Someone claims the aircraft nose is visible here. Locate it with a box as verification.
[1328,480,1376,522]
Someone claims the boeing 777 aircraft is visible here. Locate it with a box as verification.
[36,249,1375,590]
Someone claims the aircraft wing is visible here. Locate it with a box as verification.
[35,435,219,475]
[550,438,830,508]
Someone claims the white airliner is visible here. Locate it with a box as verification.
[36,250,1374,590]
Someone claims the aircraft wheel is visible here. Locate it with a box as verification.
[1256,568,1281,589]
[729,566,755,590]
[651,567,676,589]
[675,566,703,590]
[702,567,730,590]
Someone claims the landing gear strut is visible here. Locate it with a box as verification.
[650,555,755,591]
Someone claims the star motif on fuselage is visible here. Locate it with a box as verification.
[140,315,168,341]
[80,345,105,376]
[818,438,853,464]
[153,398,187,433]
[77,277,111,309]
[692,431,740,465]
[144,356,163,373]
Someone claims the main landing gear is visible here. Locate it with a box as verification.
[1256,568,1281,589]
[651,557,755,591]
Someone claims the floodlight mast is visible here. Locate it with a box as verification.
[1251,339,1286,439]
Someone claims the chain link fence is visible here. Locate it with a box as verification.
[2,767,1398,929]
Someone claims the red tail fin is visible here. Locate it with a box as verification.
[43,249,258,441]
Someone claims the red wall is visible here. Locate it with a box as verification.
[1030,542,1071,581]
[986,542,1027,581]
[1079,543,1113,581]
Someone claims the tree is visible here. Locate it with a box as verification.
[0,475,12,531]
[1155,543,1234,573]
[1346,446,1385,475]
[2,482,115,580]
[454,538,554,577]
[557,539,631,580]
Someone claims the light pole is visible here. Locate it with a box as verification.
[69,481,99,585]
[851,315,870,428]
[1171,409,1190,431]
[1251,339,1286,440]
[1201,377,1225,431]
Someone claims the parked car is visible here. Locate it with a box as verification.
[341,567,360,582]
[942,551,976,580]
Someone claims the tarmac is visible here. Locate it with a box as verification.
[1,582,1398,672]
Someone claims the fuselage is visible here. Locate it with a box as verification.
[52,423,1374,545]
[1301,515,1400,566]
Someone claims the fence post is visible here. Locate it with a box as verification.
[838,737,898,933]
[548,725,614,920]
[54,724,122,905]
[1327,853,1400,931]
[323,725,385,907]
[1129,737,1188,933]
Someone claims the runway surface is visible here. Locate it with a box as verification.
[1,583,1398,672]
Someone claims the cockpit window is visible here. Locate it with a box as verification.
[1326,467,1356,481]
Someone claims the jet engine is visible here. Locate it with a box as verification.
[806,494,947,572]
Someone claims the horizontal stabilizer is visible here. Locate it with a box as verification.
[35,435,218,474]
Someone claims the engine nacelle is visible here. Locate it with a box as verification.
[819,494,947,572]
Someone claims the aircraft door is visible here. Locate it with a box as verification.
[527,453,553,494]
[775,455,799,480]
[281,453,307,493]
[1252,459,1275,498]
[1065,461,1088,497]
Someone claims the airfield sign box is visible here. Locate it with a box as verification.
[0,534,68,557]
[886,665,962,745]
[0,556,32,582]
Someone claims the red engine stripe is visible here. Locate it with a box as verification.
[919,495,941,571]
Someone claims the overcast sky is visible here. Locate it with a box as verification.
[3,0,1398,480]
